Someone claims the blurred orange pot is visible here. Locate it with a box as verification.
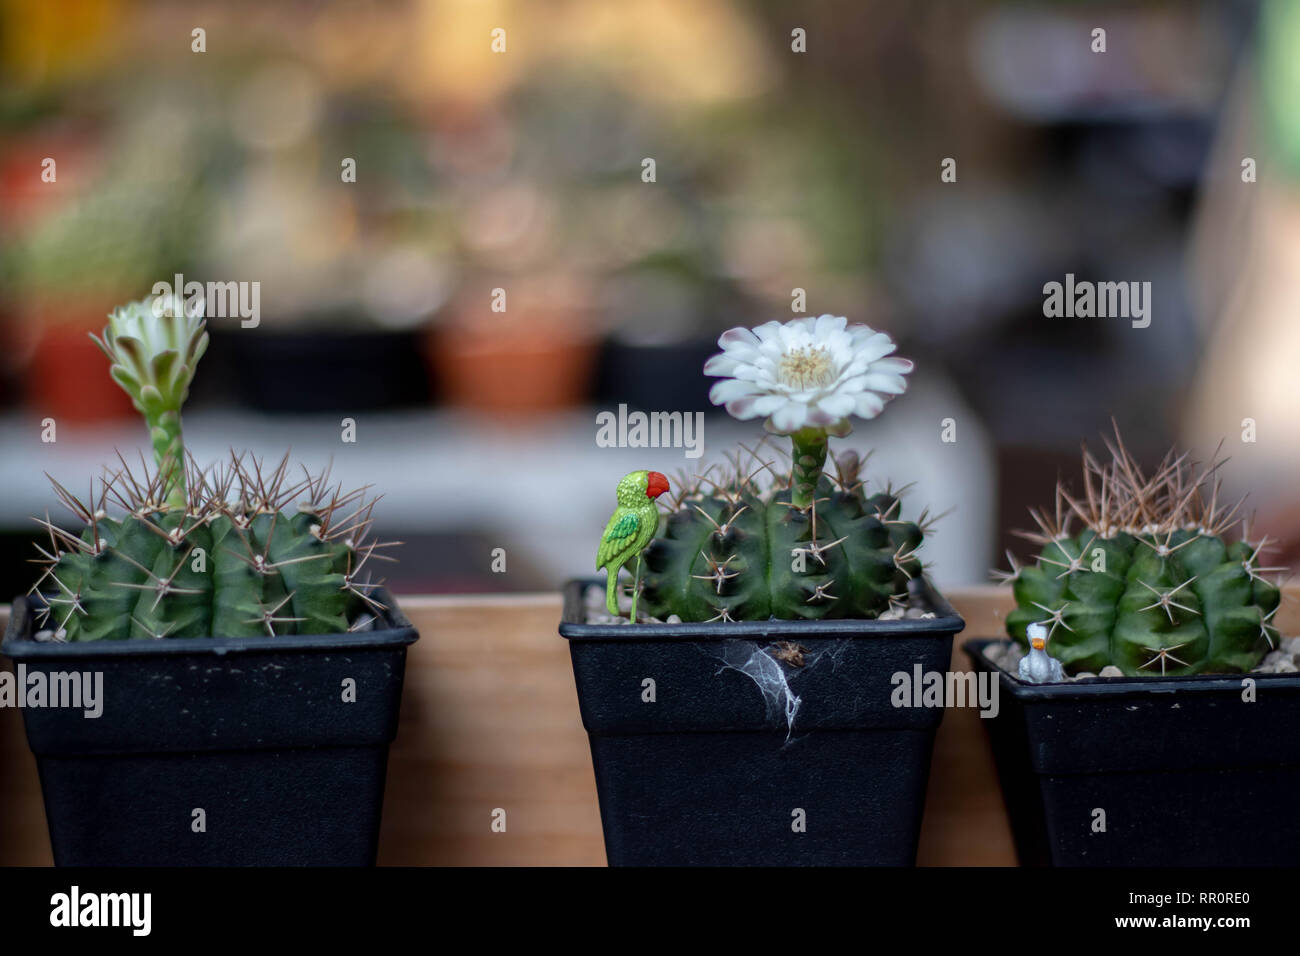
[427,289,598,419]
[429,325,597,419]
[24,304,135,426]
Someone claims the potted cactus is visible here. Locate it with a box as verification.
[969,429,1298,866]
[1,295,417,866]
[559,315,965,866]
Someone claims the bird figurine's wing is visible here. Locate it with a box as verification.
[597,510,641,570]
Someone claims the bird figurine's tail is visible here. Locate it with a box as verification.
[605,566,620,616]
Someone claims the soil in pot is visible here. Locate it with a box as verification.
[1,590,418,867]
[559,578,965,866]
[968,638,1300,867]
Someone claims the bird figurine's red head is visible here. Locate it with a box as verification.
[645,471,670,499]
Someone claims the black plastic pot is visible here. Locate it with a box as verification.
[1,591,418,866]
[211,325,431,413]
[593,336,721,413]
[967,638,1300,866]
[559,578,965,866]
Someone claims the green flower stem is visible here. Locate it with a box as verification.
[790,426,828,509]
[148,408,186,509]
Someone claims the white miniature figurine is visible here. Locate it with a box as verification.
[1018,622,1065,683]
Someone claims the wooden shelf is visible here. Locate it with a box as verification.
[2,585,1294,866]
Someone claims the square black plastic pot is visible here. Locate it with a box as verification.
[559,578,965,866]
[967,638,1300,866]
[1,590,418,866]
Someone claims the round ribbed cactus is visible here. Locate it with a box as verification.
[29,294,392,641]
[33,456,389,641]
[1001,431,1284,677]
[642,449,929,622]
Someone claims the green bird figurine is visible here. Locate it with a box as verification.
[597,470,671,620]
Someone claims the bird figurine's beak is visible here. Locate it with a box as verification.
[1030,635,1046,651]
[646,471,670,499]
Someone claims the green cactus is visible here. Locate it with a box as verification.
[1001,432,1284,677]
[642,448,929,622]
[29,294,391,641]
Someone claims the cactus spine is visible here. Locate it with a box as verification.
[642,448,929,622]
[1000,431,1284,677]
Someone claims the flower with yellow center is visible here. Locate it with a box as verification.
[705,315,911,433]
[704,315,912,507]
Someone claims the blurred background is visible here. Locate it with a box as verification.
[1,0,1297,595]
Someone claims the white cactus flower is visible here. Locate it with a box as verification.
[704,315,912,435]
[93,293,208,413]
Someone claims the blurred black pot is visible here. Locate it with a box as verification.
[593,335,719,413]
[208,324,431,413]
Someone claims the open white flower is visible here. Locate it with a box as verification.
[704,315,912,435]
